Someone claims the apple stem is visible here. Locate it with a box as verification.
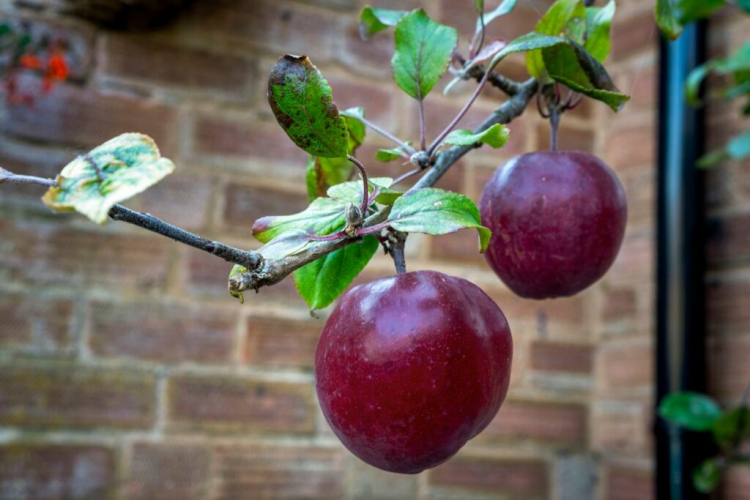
[550,109,560,152]
[388,230,408,274]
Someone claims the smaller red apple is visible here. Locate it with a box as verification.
[479,150,627,299]
[315,270,513,474]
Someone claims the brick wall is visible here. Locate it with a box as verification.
[0,0,736,499]
[705,8,750,498]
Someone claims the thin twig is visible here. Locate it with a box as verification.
[390,167,423,187]
[418,98,427,151]
[389,230,408,274]
[0,174,56,187]
[348,155,370,214]
[358,115,417,155]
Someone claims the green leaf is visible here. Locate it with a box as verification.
[526,0,587,79]
[476,0,517,31]
[268,55,349,158]
[328,177,403,206]
[392,10,458,100]
[293,235,379,310]
[306,107,367,202]
[712,407,750,448]
[258,230,316,259]
[676,0,725,23]
[42,133,175,225]
[686,63,711,106]
[658,392,723,431]
[585,0,616,62]
[229,264,249,304]
[376,146,409,162]
[693,459,721,494]
[655,0,683,40]
[387,188,491,252]
[488,33,569,69]
[542,40,630,111]
[359,6,408,39]
[739,0,750,13]
[475,0,484,14]
[699,132,750,168]
[442,124,510,148]
[252,197,347,244]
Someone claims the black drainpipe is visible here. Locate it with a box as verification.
[655,20,709,500]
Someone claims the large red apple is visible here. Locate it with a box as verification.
[479,151,627,299]
[315,270,512,474]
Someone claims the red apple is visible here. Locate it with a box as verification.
[315,270,512,474]
[479,151,627,299]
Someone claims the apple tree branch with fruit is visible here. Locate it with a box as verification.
[2,0,693,475]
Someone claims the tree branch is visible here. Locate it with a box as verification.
[232,78,539,291]
[464,64,524,96]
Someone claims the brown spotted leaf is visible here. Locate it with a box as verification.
[268,55,349,158]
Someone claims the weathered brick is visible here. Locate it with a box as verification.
[223,183,307,229]
[135,171,213,232]
[430,456,548,497]
[485,286,585,326]
[3,78,178,154]
[723,465,750,500]
[89,301,236,364]
[603,121,656,172]
[167,375,316,433]
[326,74,398,131]
[213,444,343,500]
[605,465,654,500]
[483,401,587,444]
[124,442,211,500]
[707,211,750,267]
[192,114,308,171]
[102,35,257,99]
[592,402,651,456]
[607,231,654,283]
[0,294,74,352]
[599,341,653,390]
[429,231,485,264]
[610,8,658,61]
[179,0,340,62]
[345,455,419,500]
[707,278,750,332]
[536,123,595,153]
[602,287,638,321]
[245,315,322,368]
[707,334,750,401]
[0,364,156,429]
[529,342,593,374]
[0,220,171,290]
[340,19,396,78]
[0,444,114,500]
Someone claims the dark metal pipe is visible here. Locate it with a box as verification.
[655,21,709,500]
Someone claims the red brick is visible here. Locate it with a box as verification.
[245,315,322,368]
[192,114,309,170]
[326,74,398,130]
[429,231,485,264]
[707,211,750,267]
[483,401,587,444]
[89,301,237,364]
[599,341,654,390]
[179,0,340,62]
[707,334,750,401]
[604,122,656,172]
[213,445,343,500]
[622,169,656,228]
[102,35,257,98]
[3,78,177,154]
[223,183,308,229]
[610,9,659,61]
[607,231,654,283]
[605,465,654,500]
[723,465,750,500]
[125,442,211,500]
[167,375,316,433]
[431,456,549,497]
[707,278,750,332]
[0,294,74,352]
[340,20,396,78]
[593,402,650,456]
[136,171,213,232]
[529,342,593,374]
[536,123,595,153]
[0,364,156,429]
[602,287,637,321]
[0,219,171,290]
[0,444,114,500]
[485,286,585,325]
